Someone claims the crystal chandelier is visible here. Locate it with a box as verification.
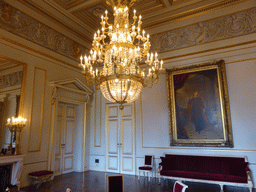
[79,0,164,109]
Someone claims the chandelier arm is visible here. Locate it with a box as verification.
[122,79,131,102]
[106,80,118,103]
[143,82,154,88]
[101,38,106,46]
[105,20,111,26]
[131,20,137,26]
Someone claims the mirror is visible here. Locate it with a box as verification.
[0,58,24,155]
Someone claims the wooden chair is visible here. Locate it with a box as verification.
[173,181,188,192]
[138,155,153,181]
[107,174,124,192]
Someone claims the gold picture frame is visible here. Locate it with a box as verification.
[167,60,233,147]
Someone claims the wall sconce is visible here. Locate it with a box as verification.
[6,117,27,155]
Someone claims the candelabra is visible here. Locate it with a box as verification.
[6,117,27,155]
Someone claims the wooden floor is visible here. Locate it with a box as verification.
[21,171,253,192]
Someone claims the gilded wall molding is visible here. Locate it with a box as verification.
[0,2,89,61]
[0,71,23,89]
[151,7,256,53]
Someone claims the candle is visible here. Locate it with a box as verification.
[84,56,88,65]
[80,56,83,64]
[134,9,136,17]
[160,60,163,69]
[7,118,11,125]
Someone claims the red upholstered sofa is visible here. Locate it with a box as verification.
[158,154,253,192]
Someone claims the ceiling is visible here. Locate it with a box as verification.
[16,0,245,45]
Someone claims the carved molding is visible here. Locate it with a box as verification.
[0,2,88,61]
[50,78,93,104]
[0,71,23,89]
[0,155,24,187]
[151,7,256,53]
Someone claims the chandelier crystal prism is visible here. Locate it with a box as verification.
[79,0,164,109]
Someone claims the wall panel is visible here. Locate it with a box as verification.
[94,90,102,147]
[27,67,46,152]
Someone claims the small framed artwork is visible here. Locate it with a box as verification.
[167,60,233,147]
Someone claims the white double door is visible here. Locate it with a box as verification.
[54,103,76,176]
[106,103,136,175]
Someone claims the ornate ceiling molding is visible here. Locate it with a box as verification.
[143,0,249,29]
[151,7,256,53]
[0,1,89,61]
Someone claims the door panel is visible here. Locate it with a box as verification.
[122,105,132,117]
[65,120,74,155]
[108,106,118,118]
[54,158,61,175]
[63,156,73,172]
[121,119,133,155]
[108,120,119,154]
[108,156,118,170]
[66,106,75,118]
[54,105,63,176]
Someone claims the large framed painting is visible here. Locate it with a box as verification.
[167,60,233,147]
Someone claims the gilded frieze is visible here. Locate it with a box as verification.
[0,2,88,61]
[151,7,256,53]
[0,71,23,89]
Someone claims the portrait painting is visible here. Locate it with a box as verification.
[167,60,233,147]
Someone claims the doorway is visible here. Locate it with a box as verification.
[105,103,136,175]
[54,102,77,176]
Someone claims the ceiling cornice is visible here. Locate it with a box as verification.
[142,0,248,30]
[15,0,93,45]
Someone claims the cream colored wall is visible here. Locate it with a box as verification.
[0,0,255,188]
[88,0,256,187]
[0,28,92,187]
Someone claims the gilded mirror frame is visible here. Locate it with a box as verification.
[0,55,27,153]
[167,60,233,147]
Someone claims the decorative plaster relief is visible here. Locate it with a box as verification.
[0,2,88,60]
[0,71,23,89]
[151,7,256,53]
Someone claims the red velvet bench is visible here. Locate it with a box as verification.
[28,170,53,189]
[158,154,253,192]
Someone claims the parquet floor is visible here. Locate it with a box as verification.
[21,171,253,192]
